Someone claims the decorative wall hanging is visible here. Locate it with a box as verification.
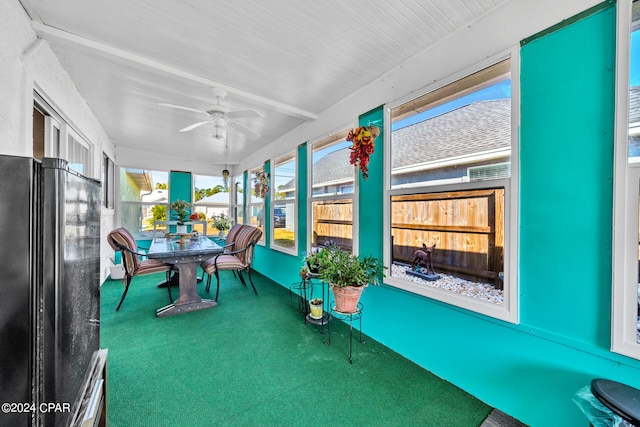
[253,168,269,199]
[347,125,380,180]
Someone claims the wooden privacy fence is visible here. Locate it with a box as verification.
[391,188,504,287]
[311,199,353,251]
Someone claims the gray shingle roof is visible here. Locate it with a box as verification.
[281,99,512,189]
[392,99,511,169]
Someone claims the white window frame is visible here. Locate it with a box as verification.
[233,175,244,225]
[34,93,62,158]
[612,0,640,359]
[307,126,358,255]
[383,48,519,324]
[103,152,115,209]
[270,152,298,255]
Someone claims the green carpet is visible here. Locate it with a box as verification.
[100,271,492,426]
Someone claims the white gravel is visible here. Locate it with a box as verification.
[391,263,504,305]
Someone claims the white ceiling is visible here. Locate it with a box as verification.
[19,0,508,168]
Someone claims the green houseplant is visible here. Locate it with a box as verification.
[211,213,232,238]
[302,246,333,274]
[318,249,386,313]
[169,200,191,233]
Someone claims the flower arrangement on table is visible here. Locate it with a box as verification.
[253,169,269,199]
[169,200,191,225]
[347,125,380,180]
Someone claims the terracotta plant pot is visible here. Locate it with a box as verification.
[332,285,364,313]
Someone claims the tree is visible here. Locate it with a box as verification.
[194,185,228,202]
[150,205,167,224]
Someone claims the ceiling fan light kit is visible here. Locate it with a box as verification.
[160,87,262,140]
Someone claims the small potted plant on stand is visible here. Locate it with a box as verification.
[169,200,191,234]
[319,250,386,313]
[309,298,324,319]
[211,213,232,239]
[303,246,332,274]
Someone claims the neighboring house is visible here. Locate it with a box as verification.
[194,191,230,219]
[629,86,640,159]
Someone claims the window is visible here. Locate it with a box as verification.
[67,128,91,176]
[612,0,640,358]
[385,56,518,322]
[309,130,356,253]
[234,176,244,225]
[271,152,297,253]
[192,174,229,235]
[103,153,115,208]
[119,168,169,238]
[33,93,62,159]
[249,166,266,244]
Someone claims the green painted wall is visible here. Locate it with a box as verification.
[169,170,192,232]
[169,170,192,205]
[358,106,385,262]
[519,2,615,349]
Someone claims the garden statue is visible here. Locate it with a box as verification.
[410,243,438,280]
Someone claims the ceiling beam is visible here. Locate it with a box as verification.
[30,21,318,121]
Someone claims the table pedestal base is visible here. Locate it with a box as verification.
[156,298,217,317]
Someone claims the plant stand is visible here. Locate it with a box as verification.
[328,302,364,364]
[289,273,330,333]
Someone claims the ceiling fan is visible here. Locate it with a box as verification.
[160,88,262,140]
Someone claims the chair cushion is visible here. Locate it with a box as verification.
[201,254,247,274]
[137,259,172,275]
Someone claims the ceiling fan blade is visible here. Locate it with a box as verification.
[179,121,210,132]
[159,103,208,115]
[227,109,262,119]
[228,120,261,139]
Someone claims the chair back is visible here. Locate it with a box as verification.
[232,225,262,266]
[225,223,243,250]
[107,228,141,275]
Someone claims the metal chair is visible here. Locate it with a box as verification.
[107,227,174,311]
[200,225,262,301]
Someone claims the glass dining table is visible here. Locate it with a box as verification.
[148,235,223,317]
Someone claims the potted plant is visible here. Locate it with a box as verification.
[319,249,386,313]
[170,200,191,233]
[211,213,232,238]
[309,298,324,319]
[302,246,332,274]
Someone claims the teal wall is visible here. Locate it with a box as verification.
[169,170,192,205]
[519,3,616,350]
[358,106,385,262]
[169,170,192,232]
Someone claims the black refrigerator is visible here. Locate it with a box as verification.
[0,155,101,426]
